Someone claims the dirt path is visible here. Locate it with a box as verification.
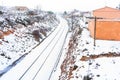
[80,52,120,61]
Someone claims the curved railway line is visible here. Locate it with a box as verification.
[0,16,69,80]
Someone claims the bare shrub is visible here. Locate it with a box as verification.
[39,29,47,37]
[32,30,42,42]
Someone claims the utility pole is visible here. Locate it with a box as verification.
[118,3,120,9]
[71,12,73,31]
[94,16,97,46]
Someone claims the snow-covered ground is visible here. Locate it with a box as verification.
[0,15,69,80]
[71,26,120,80]
[0,6,59,77]
[50,32,72,80]
[1,8,120,80]
[59,11,120,80]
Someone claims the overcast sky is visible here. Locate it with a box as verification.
[0,0,120,12]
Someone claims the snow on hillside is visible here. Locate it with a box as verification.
[72,26,120,80]
[59,11,120,80]
[1,7,120,80]
[71,25,120,80]
[0,6,59,76]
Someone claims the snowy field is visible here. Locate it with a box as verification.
[71,21,120,80]
[58,11,120,80]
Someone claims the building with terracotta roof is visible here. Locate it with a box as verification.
[93,6,120,19]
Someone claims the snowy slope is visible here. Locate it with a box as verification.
[0,16,69,80]
[59,11,120,80]
[0,7,59,77]
[72,26,120,80]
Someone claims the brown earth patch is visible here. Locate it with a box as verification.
[0,29,14,39]
[80,52,120,61]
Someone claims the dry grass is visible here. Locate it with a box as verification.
[59,26,81,80]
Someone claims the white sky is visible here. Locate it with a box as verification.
[0,0,120,12]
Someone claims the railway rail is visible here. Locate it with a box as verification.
[0,16,69,80]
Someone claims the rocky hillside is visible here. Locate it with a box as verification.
[0,6,59,75]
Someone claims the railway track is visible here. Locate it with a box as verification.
[0,16,69,80]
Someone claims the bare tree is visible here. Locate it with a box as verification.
[35,4,41,14]
[116,3,120,9]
